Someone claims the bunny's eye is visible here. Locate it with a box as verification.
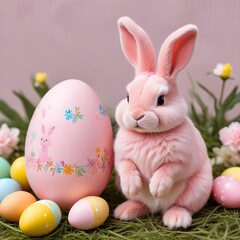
[127,94,129,103]
[157,95,165,106]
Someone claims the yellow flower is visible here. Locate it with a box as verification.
[35,72,47,84]
[96,147,101,154]
[213,63,232,80]
[63,165,74,175]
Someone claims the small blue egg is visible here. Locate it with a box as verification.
[0,178,22,202]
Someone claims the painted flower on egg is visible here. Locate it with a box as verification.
[27,147,111,177]
[99,104,107,116]
[64,107,84,123]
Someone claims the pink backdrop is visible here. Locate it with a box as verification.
[1,0,240,118]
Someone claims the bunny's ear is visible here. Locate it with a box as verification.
[48,126,55,135]
[157,24,198,79]
[118,16,155,75]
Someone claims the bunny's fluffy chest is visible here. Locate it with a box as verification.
[115,119,196,181]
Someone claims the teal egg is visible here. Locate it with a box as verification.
[0,157,10,179]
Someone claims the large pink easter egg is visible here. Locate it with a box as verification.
[25,80,113,210]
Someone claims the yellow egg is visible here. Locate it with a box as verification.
[10,156,30,190]
[0,191,36,222]
[68,196,109,230]
[221,167,240,180]
[19,200,61,237]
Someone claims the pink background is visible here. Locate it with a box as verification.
[0,0,240,118]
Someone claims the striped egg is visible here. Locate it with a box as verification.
[68,196,109,230]
[19,200,61,237]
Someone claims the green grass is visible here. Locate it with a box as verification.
[1,166,240,240]
[2,205,240,240]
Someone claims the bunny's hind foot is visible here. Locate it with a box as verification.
[114,200,149,220]
[163,205,192,229]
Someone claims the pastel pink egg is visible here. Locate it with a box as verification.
[68,196,109,230]
[212,176,240,208]
[25,80,113,210]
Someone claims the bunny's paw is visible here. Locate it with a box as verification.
[149,173,173,198]
[114,200,149,220]
[163,206,192,229]
[120,170,142,197]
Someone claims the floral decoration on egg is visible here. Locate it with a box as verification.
[64,107,84,123]
[99,104,107,116]
[26,147,111,177]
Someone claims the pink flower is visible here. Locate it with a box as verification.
[219,122,240,152]
[0,123,20,158]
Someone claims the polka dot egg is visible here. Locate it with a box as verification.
[212,176,240,208]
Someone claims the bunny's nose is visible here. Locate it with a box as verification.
[131,110,145,121]
[135,115,144,121]
[131,108,145,121]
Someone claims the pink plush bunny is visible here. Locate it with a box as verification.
[39,125,55,163]
[114,17,213,229]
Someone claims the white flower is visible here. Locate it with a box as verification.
[0,123,20,158]
[210,156,224,166]
[212,146,240,166]
[213,63,224,76]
